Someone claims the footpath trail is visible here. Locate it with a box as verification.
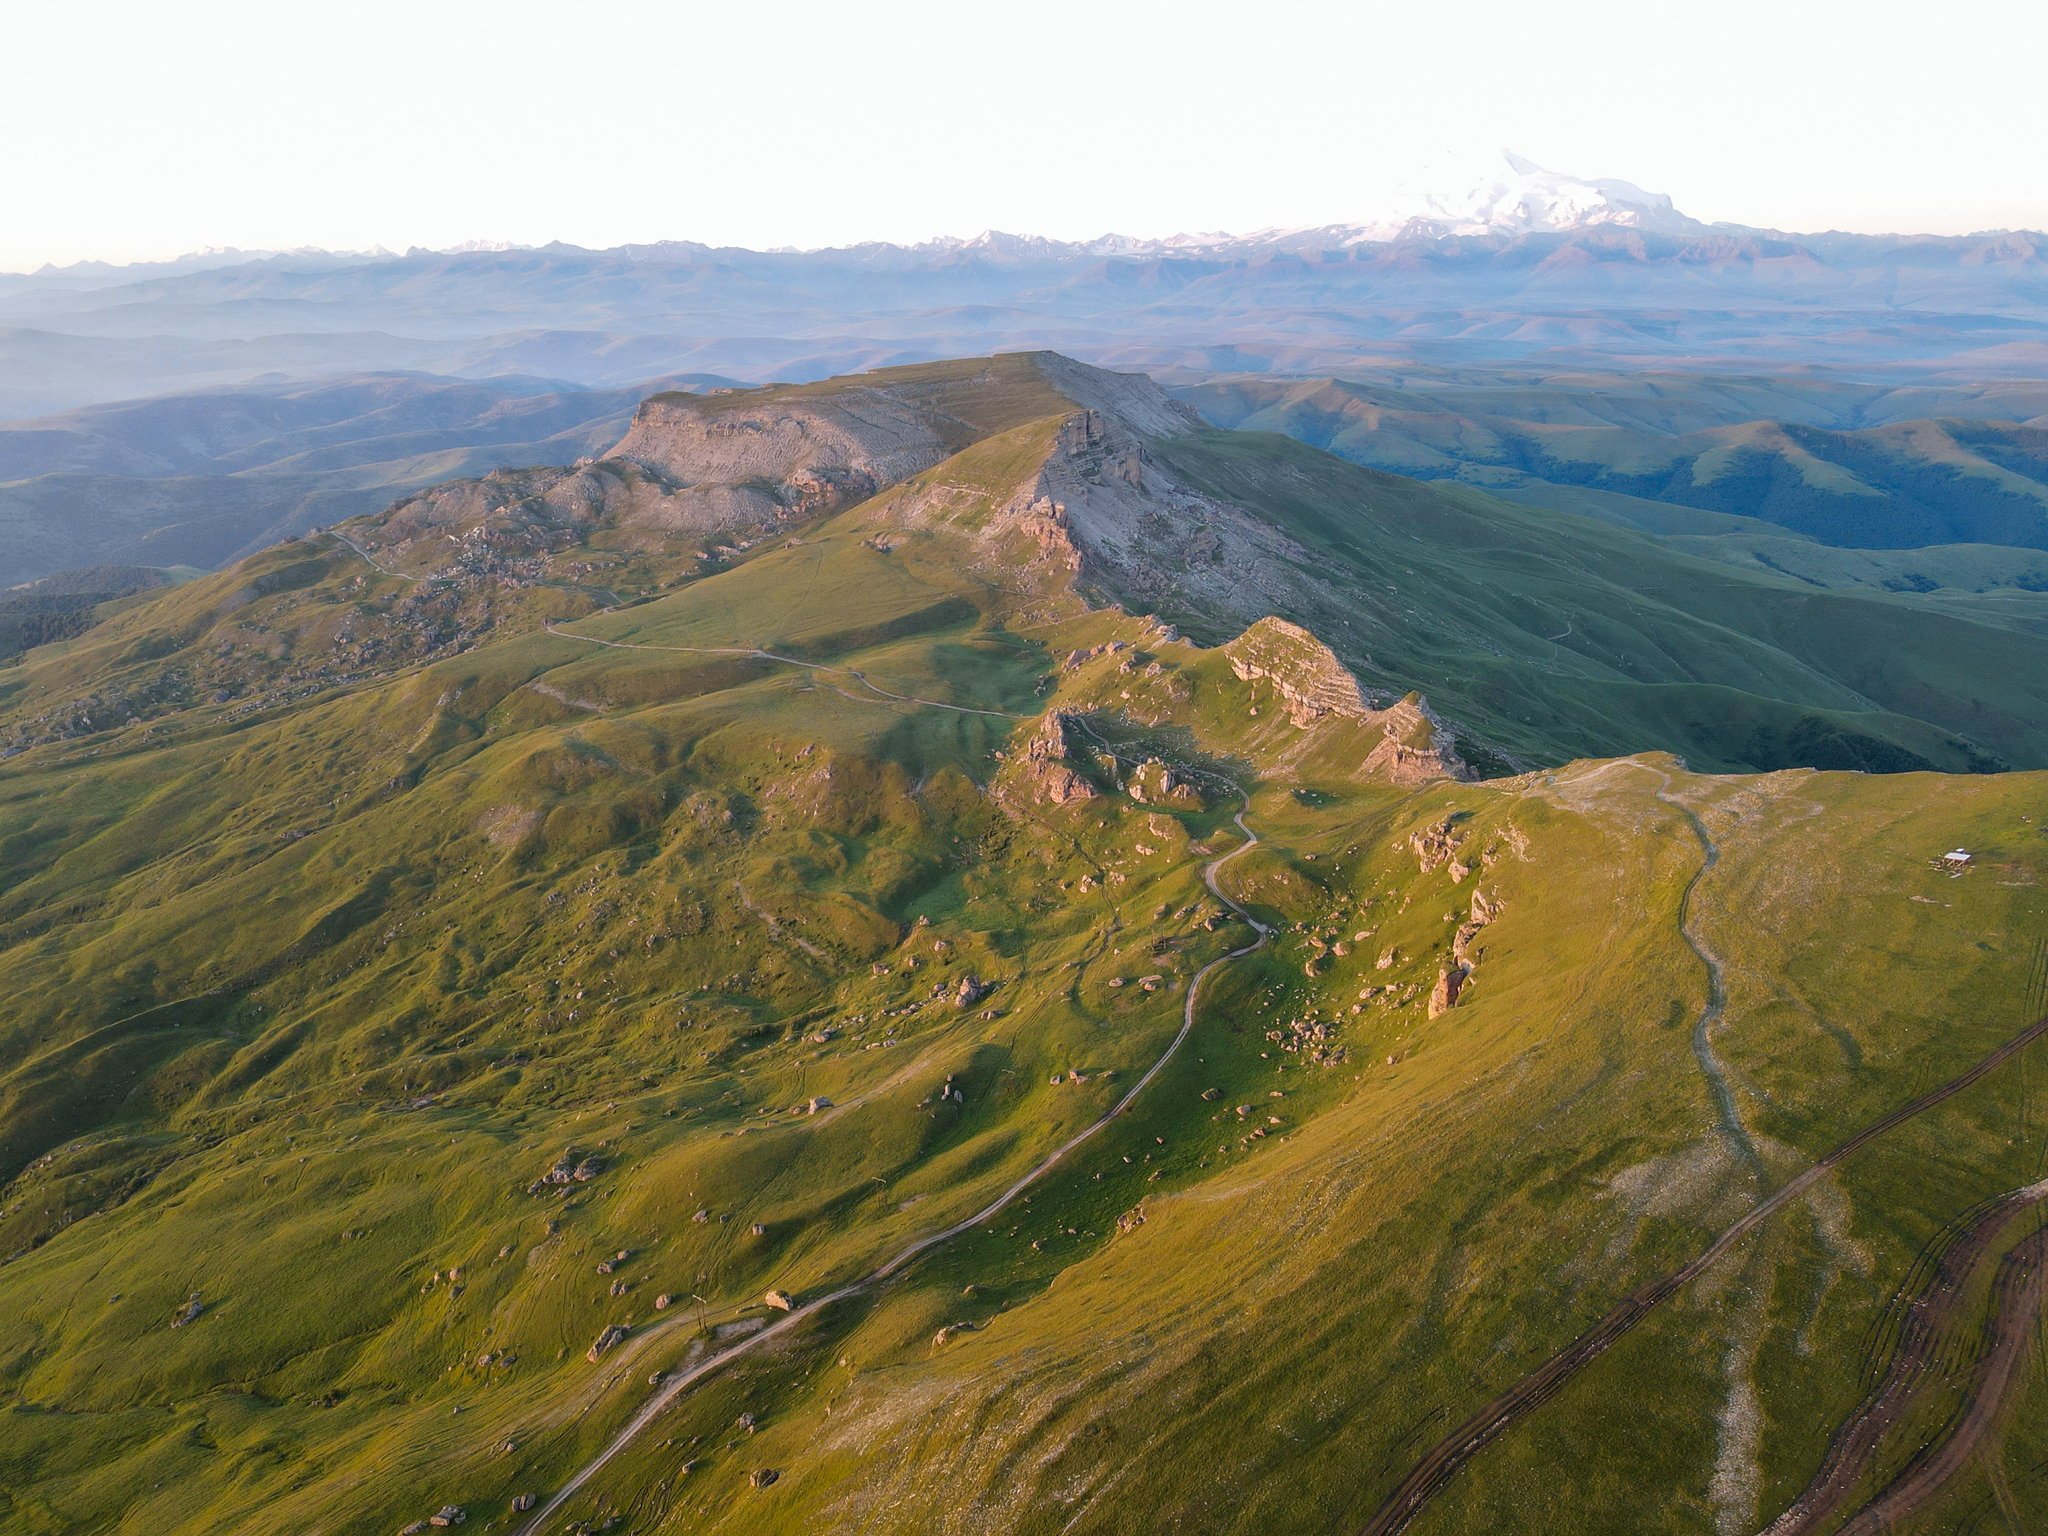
[515,806,1272,1536]
[541,622,1023,720]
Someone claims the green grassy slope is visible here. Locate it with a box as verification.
[1179,375,2048,553]
[0,357,2046,1535]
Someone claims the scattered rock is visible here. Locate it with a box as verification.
[586,1324,627,1362]
[429,1507,466,1527]
[170,1294,203,1328]
[527,1147,601,1194]
[1201,1087,1221,1100]
[1376,947,1397,971]
[1115,1205,1146,1236]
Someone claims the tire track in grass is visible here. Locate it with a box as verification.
[1760,1179,2048,1534]
[1361,1008,2048,1536]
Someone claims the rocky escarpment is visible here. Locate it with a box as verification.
[339,356,1081,580]
[1224,617,1371,726]
[1226,618,1472,784]
[609,389,954,499]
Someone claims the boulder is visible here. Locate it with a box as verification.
[1428,963,1472,1019]
[749,1468,780,1489]
[954,975,987,1007]
[510,1495,535,1513]
[764,1290,794,1311]
[586,1324,627,1362]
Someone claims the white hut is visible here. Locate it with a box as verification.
[1942,849,1973,869]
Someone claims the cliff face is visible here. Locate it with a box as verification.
[1224,618,1471,784]
[608,391,953,494]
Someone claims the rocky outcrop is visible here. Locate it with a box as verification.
[1428,964,1470,1019]
[586,1324,627,1362]
[1007,709,1100,806]
[1434,885,1506,1016]
[1362,694,1473,785]
[1226,617,1373,725]
[1127,757,1202,807]
[1224,620,1471,783]
[610,390,950,491]
[527,1146,600,1194]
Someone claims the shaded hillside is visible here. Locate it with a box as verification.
[1180,373,2048,551]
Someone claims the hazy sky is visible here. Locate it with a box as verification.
[7,0,2045,270]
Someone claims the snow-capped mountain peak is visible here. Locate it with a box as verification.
[1367,149,1708,239]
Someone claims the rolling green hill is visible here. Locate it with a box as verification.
[1,353,2046,1536]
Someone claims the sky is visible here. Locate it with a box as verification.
[6,0,2046,271]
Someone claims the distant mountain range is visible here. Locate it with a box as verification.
[3,155,2044,420]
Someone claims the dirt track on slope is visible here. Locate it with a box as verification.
[1832,1224,2048,1534]
[514,805,1272,1535]
[1760,1180,2048,1535]
[1359,1008,2048,1536]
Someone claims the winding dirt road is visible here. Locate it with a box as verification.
[514,806,1272,1535]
